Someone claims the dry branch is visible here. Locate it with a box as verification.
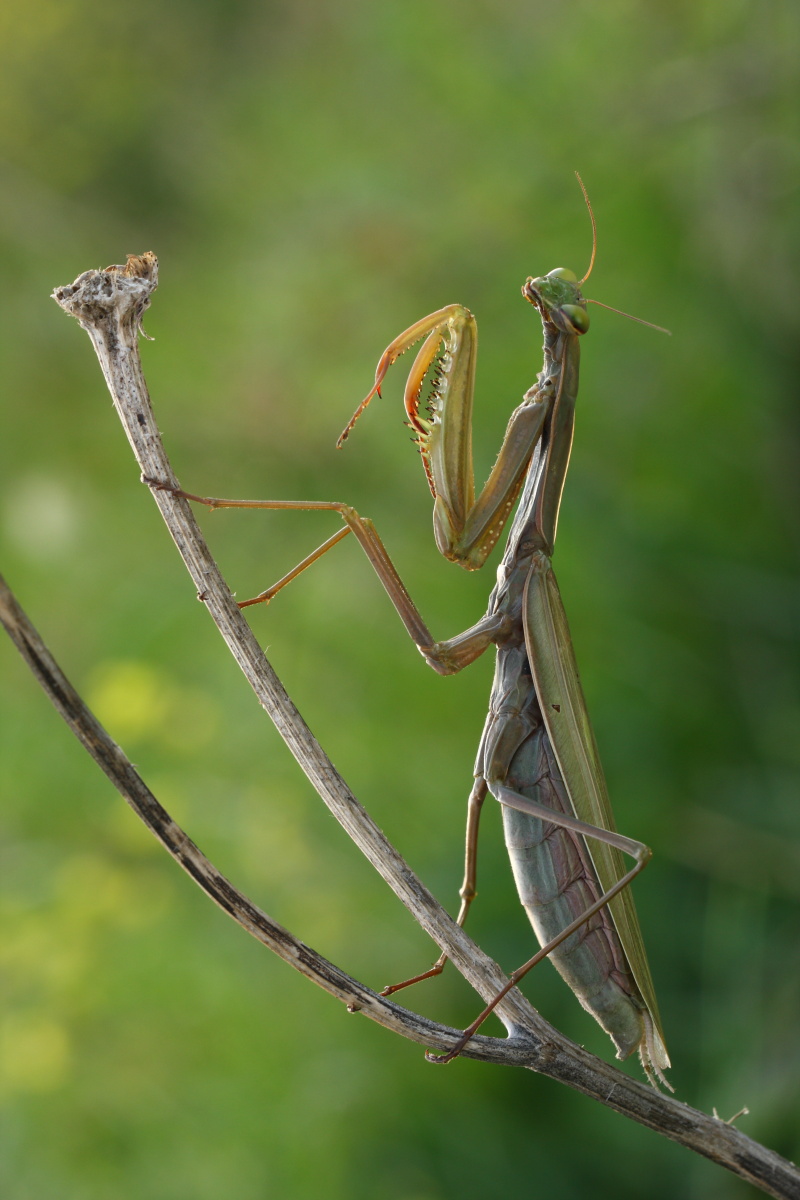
[0,252,787,1198]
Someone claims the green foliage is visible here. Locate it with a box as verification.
[1,1,798,1196]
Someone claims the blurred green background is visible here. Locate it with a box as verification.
[1,2,798,1197]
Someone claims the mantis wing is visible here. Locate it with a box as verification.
[523,550,669,1065]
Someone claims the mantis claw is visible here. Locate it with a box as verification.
[142,474,174,492]
[425,1032,473,1065]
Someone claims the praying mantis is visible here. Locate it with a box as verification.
[167,178,671,1088]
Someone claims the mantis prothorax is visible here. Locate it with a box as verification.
[162,178,671,1088]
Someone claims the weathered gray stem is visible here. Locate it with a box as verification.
[0,570,492,1058]
[21,253,794,1200]
[49,255,526,1029]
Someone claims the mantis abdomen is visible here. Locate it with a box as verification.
[482,643,647,1060]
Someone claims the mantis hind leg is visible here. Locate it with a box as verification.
[427,778,651,1066]
[380,777,488,997]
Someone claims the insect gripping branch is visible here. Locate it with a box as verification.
[34,252,799,1200]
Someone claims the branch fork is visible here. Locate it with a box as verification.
[0,253,791,1198]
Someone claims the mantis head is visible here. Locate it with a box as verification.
[523,268,590,336]
[522,179,670,339]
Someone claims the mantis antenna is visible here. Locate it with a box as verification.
[576,171,597,286]
[585,298,671,335]
[576,171,671,335]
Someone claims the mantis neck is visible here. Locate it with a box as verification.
[507,325,580,561]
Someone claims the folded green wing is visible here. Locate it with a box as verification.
[523,551,668,1063]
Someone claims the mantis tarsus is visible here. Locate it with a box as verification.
[164,179,671,1089]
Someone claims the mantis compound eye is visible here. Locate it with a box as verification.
[547,267,578,282]
[560,304,590,334]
